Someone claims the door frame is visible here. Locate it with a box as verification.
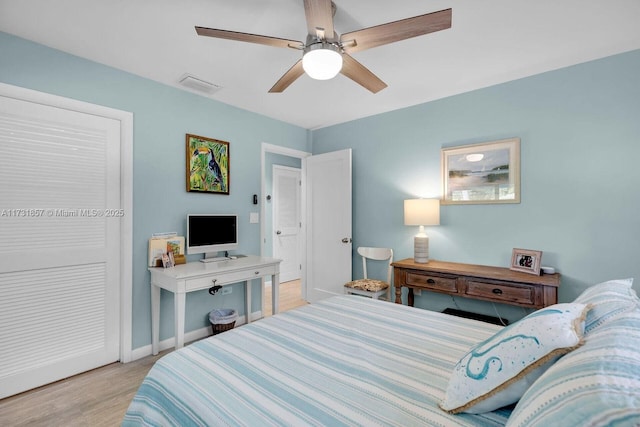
[260,143,311,305]
[0,82,134,363]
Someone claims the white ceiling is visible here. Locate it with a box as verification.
[1,0,639,130]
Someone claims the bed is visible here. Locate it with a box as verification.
[124,279,640,427]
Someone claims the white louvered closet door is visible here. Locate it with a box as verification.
[0,95,121,399]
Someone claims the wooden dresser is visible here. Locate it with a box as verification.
[391,259,560,309]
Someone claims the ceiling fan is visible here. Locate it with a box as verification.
[195,0,452,93]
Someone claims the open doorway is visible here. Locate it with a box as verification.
[260,144,353,313]
[260,143,310,315]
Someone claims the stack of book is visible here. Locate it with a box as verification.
[148,232,186,267]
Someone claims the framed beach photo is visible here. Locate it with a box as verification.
[442,138,520,204]
[186,134,230,194]
[510,248,542,275]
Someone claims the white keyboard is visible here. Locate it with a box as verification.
[200,257,229,263]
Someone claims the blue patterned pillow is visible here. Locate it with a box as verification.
[573,278,638,333]
[506,307,640,427]
[440,303,589,414]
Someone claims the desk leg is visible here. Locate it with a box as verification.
[174,292,186,350]
[272,273,280,315]
[151,284,160,356]
[245,280,251,324]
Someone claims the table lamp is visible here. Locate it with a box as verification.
[404,199,440,263]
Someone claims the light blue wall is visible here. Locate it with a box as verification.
[311,49,640,322]
[0,32,309,349]
[3,29,639,341]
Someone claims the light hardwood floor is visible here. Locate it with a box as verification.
[0,279,307,427]
[263,278,308,316]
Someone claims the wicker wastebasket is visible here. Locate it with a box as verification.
[209,308,238,335]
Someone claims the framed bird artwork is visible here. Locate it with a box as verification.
[186,134,230,194]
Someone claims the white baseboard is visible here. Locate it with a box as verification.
[129,310,263,362]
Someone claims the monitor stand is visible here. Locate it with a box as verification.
[201,251,244,263]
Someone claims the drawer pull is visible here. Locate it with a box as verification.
[492,288,503,295]
[211,279,217,285]
[427,279,435,284]
[255,271,260,275]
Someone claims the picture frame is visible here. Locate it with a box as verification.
[441,137,520,204]
[186,134,230,194]
[161,252,172,268]
[510,248,542,275]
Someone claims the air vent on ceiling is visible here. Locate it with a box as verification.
[178,74,222,95]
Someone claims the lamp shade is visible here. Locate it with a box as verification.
[404,199,440,226]
[404,198,440,264]
[302,44,343,80]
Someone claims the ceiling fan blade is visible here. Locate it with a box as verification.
[303,0,335,40]
[269,60,305,93]
[340,54,387,94]
[196,26,304,50]
[340,8,451,53]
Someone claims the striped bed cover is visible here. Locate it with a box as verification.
[123,295,512,426]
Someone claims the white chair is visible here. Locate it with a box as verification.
[344,247,394,300]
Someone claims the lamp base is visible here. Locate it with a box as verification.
[414,235,429,264]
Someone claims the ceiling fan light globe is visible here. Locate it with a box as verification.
[302,48,343,80]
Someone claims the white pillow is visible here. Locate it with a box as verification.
[506,306,640,426]
[440,303,589,414]
[573,278,637,333]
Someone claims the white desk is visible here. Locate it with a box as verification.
[149,255,281,355]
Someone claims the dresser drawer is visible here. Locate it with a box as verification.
[465,280,537,306]
[406,272,458,293]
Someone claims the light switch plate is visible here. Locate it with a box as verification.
[249,212,259,223]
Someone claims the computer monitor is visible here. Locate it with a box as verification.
[186,214,238,257]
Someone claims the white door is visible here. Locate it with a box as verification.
[305,149,352,303]
[272,165,301,283]
[0,95,121,398]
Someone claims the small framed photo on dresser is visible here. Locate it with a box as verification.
[510,248,542,275]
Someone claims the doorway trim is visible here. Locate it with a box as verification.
[260,143,311,308]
